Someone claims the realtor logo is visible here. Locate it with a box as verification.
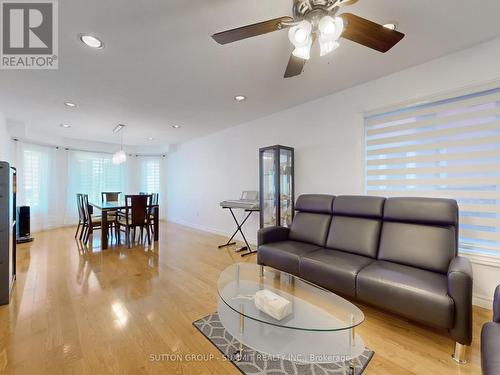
[1,0,58,69]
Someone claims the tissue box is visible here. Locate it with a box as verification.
[254,289,292,321]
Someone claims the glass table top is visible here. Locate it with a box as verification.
[217,263,364,332]
[89,201,159,210]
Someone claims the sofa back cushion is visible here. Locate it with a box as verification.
[289,195,334,247]
[294,194,335,214]
[326,196,385,258]
[378,197,458,274]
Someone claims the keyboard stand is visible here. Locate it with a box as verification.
[218,207,260,257]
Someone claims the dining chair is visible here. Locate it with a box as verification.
[75,194,86,240]
[101,191,121,240]
[148,193,159,238]
[101,192,121,202]
[82,194,102,245]
[117,194,152,248]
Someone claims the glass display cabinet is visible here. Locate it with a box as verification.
[259,145,294,228]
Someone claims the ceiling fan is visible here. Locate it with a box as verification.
[211,0,405,78]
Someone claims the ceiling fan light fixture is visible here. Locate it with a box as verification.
[319,40,340,57]
[289,20,313,60]
[294,28,307,44]
[318,16,344,57]
[318,16,335,36]
[292,42,312,60]
[319,16,344,39]
[211,1,406,79]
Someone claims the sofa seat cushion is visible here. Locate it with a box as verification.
[481,322,500,375]
[257,241,322,275]
[357,261,454,329]
[299,249,374,298]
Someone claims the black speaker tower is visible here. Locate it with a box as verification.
[16,206,34,244]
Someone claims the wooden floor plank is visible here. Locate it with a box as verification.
[0,222,490,374]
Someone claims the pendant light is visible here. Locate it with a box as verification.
[112,124,127,165]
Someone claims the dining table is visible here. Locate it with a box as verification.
[89,201,159,249]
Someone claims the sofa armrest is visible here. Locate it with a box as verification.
[493,285,500,323]
[447,256,473,345]
[258,226,290,246]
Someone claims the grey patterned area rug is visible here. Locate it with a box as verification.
[193,313,374,375]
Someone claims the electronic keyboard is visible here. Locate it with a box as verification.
[220,199,259,210]
[220,191,259,210]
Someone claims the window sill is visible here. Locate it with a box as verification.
[461,252,500,268]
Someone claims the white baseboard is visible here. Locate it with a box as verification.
[473,294,494,309]
[168,217,258,246]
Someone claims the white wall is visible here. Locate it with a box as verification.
[167,37,500,307]
[0,112,10,162]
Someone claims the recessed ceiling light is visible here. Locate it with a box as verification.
[172,125,181,129]
[60,124,71,128]
[64,101,77,108]
[234,95,247,102]
[383,23,397,31]
[79,34,104,49]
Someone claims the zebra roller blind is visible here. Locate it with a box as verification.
[365,86,500,256]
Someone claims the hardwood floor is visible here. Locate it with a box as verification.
[0,222,490,374]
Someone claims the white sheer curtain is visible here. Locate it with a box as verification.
[12,141,166,232]
[136,156,167,217]
[138,157,161,193]
[66,150,128,223]
[13,141,67,232]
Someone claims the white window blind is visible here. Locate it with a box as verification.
[365,86,500,257]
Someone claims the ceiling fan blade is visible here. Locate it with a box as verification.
[284,54,307,78]
[340,13,405,53]
[212,17,294,45]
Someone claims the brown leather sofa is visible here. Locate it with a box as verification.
[481,285,500,374]
[257,194,473,360]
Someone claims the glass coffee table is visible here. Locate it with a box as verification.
[217,263,365,365]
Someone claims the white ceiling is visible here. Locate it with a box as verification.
[1,0,500,146]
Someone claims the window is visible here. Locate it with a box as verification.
[68,151,127,203]
[365,86,500,257]
[140,157,161,194]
